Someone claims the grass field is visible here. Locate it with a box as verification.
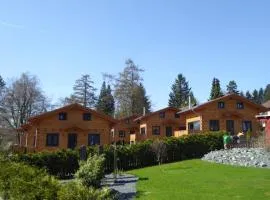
[128,159,270,200]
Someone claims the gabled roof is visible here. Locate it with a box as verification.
[27,103,117,124]
[263,100,270,109]
[177,93,268,115]
[134,107,180,122]
[117,115,139,122]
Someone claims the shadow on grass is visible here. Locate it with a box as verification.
[135,190,149,198]
[138,177,149,181]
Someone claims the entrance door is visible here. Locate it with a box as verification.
[166,126,173,137]
[68,133,77,149]
[226,120,234,135]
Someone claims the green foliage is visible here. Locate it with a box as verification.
[96,81,115,116]
[0,75,5,89]
[226,80,239,94]
[58,181,113,200]
[132,83,151,115]
[13,149,79,179]
[0,155,59,200]
[209,77,223,100]
[75,154,105,188]
[12,132,224,179]
[245,90,252,100]
[168,73,195,108]
[264,84,270,102]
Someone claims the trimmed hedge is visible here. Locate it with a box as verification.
[13,149,79,179]
[14,131,225,178]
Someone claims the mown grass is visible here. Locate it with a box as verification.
[128,159,270,200]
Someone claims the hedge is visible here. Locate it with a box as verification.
[13,131,225,178]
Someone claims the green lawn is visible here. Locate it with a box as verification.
[128,160,270,200]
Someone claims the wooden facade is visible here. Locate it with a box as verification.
[111,115,139,144]
[19,104,117,152]
[19,94,268,152]
[178,94,268,136]
[133,107,184,142]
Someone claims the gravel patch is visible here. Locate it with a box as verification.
[102,174,138,200]
[202,148,270,168]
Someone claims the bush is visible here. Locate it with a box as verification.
[58,181,114,200]
[75,154,105,188]
[10,131,224,177]
[12,149,79,179]
[0,155,59,200]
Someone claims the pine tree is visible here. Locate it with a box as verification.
[245,91,252,100]
[252,89,259,104]
[189,91,198,105]
[168,74,193,108]
[240,91,244,97]
[226,80,239,94]
[258,88,264,104]
[96,81,115,116]
[264,84,270,102]
[73,74,96,107]
[133,83,151,115]
[209,78,223,100]
[0,75,5,89]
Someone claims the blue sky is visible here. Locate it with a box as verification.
[0,0,270,110]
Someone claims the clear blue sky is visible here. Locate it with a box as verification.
[1,0,270,110]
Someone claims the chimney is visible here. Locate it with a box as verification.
[143,107,146,116]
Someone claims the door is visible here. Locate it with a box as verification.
[166,126,173,137]
[226,120,234,135]
[68,133,77,149]
[88,134,100,146]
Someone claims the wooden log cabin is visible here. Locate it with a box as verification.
[133,107,185,142]
[177,93,268,136]
[111,115,139,145]
[19,103,117,152]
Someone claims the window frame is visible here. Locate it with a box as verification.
[209,120,220,131]
[152,126,160,135]
[175,113,180,118]
[83,113,92,121]
[242,121,252,132]
[218,101,225,109]
[88,134,100,146]
[236,102,244,109]
[119,130,126,138]
[59,112,67,120]
[140,127,146,135]
[46,133,59,147]
[159,112,165,119]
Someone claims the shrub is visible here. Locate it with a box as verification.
[0,156,59,200]
[75,154,105,188]
[58,181,114,200]
[13,149,79,179]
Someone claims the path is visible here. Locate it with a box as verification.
[102,174,138,200]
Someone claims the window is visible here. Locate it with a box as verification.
[88,134,100,145]
[83,113,92,121]
[140,127,146,135]
[188,121,200,131]
[125,119,130,124]
[237,102,244,109]
[209,120,220,131]
[152,126,160,135]
[159,112,165,118]
[175,113,180,118]
[119,130,125,137]
[130,130,135,134]
[59,112,67,120]
[218,102,225,109]
[46,133,59,146]
[242,121,252,132]
[166,126,173,137]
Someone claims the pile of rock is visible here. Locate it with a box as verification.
[202,148,270,168]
